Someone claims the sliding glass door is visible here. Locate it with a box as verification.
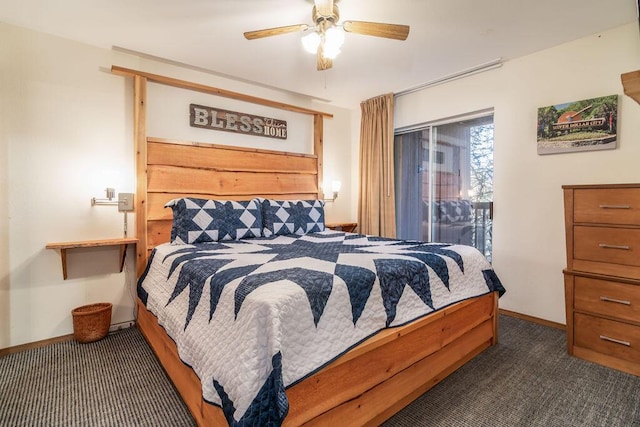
[394,114,494,260]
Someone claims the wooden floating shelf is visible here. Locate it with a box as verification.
[46,238,138,280]
[621,70,640,105]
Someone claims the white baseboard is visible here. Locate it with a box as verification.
[109,321,135,333]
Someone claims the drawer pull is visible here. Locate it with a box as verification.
[599,335,631,347]
[598,243,630,250]
[599,204,631,209]
[599,296,631,305]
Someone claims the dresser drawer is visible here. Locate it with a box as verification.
[574,276,640,322]
[574,188,640,225]
[574,226,640,267]
[574,313,640,364]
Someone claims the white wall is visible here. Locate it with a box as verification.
[0,22,355,348]
[395,23,640,324]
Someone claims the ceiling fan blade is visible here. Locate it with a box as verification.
[343,21,410,40]
[244,24,309,40]
[317,45,333,71]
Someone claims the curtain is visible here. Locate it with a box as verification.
[357,93,396,238]
[394,131,424,241]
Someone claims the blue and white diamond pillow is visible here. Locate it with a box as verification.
[166,198,263,244]
[259,198,325,237]
[434,200,473,224]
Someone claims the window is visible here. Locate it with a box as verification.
[394,113,494,260]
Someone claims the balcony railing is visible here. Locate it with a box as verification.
[471,201,493,261]
[428,200,493,261]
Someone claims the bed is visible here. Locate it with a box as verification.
[116,67,505,426]
[139,226,503,425]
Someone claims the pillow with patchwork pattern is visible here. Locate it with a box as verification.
[165,198,262,244]
[434,200,473,224]
[259,198,325,236]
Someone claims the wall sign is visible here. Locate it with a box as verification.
[189,103,287,140]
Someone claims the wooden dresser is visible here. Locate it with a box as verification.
[563,183,640,376]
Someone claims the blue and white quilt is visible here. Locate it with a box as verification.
[138,230,505,426]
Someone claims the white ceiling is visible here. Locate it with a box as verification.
[1,0,637,108]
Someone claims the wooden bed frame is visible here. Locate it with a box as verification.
[113,66,500,426]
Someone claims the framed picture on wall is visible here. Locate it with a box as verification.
[536,94,618,155]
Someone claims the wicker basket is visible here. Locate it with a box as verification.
[71,303,112,343]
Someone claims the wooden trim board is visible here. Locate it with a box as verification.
[111,66,333,118]
[499,308,566,331]
[0,334,75,357]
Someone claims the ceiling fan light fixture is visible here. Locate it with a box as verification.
[301,31,321,54]
[322,44,341,59]
[325,26,345,48]
[322,26,344,59]
[244,0,409,71]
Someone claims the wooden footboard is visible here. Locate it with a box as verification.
[137,291,498,426]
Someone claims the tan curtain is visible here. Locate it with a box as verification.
[357,93,396,238]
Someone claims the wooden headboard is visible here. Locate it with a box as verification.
[110,66,332,276]
[141,137,319,260]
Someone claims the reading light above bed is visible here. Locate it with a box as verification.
[91,188,134,211]
[322,181,342,202]
[91,188,135,236]
[323,180,341,202]
[91,187,117,206]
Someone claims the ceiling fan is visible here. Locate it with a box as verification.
[244,0,410,71]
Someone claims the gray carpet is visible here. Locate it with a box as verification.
[1,315,639,426]
[384,315,640,427]
[0,327,195,427]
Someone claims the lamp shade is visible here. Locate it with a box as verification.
[301,31,321,53]
[322,26,344,59]
[325,26,344,48]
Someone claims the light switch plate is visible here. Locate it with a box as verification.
[118,193,134,212]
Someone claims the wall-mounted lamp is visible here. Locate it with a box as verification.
[91,188,135,236]
[91,187,117,206]
[91,188,134,211]
[323,180,342,202]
